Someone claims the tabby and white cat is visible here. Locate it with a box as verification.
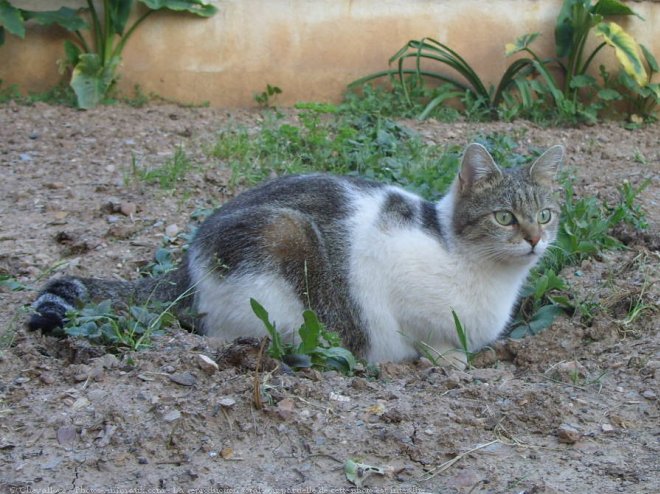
[29,143,564,365]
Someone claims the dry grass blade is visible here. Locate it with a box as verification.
[422,439,501,481]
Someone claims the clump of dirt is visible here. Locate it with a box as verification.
[0,103,658,493]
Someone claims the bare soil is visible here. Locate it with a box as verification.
[0,103,658,494]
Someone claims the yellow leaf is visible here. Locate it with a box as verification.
[595,22,647,86]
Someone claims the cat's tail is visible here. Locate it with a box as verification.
[28,267,193,334]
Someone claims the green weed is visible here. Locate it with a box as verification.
[254,84,282,108]
[209,108,458,200]
[250,298,357,374]
[127,146,194,189]
[63,299,177,351]
[0,274,29,291]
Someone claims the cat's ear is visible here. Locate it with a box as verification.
[459,143,502,193]
[529,145,564,185]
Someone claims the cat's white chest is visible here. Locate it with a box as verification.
[348,192,529,362]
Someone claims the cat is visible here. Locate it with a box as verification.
[29,142,564,366]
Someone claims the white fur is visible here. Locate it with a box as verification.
[189,251,305,344]
[348,184,534,363]
[186,180,540,363]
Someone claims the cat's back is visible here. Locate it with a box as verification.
[215,173,383,220]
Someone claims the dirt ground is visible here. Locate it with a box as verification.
[0,103,658,494]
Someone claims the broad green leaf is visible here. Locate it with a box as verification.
[555,0,590,58]
[298,309,321,354]
[592,0,640,18]
[505,32,540,56]
[110,0,134,35]
[70,54,120,109]
[569,74,597,89]
[597,88,622,100]
[0,0,24,38]
[527,304,564,334]
[139,0,217,17]
[63,39,81,66]
[640,44,658,73]
[319,347,357,373]
[250,298,285,358]
[22,7,87,32]
[595,22,647,86]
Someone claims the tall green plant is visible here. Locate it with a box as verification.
[554,0,646,96]
[0,0,217,109]
[350,37,537,120]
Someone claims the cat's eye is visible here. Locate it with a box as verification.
[537,209,552,224]
[494,211,516,226]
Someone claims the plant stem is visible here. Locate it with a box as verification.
[112,9,154,60]
[86,0,102,55]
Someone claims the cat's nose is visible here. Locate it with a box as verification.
[525,234,541,247]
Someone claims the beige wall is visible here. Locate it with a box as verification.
[1,1,659,107]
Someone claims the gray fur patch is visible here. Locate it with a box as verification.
[33,292,74,312]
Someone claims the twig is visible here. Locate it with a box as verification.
[422,439,500,481]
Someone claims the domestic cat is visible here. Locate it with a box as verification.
[29,143,564,365]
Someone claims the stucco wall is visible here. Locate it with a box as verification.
[1,1,658,107]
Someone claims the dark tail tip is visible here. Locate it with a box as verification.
[28,277,88,334]
[28,311,66,333]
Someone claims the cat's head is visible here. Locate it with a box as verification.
[449,143,564,265]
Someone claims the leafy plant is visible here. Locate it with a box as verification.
[128,146,194,189]
[554,0,646,95]
[350,37,536,120]
[254,84,282,108]
[63,299,176,350]
[505,0,654,123]
[250,298,357,374]
[0,274,28,291]
[140,247,177,277]
[209,108,459,200]
[0,0,217,109]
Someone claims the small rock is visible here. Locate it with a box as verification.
[196,354,219,375]
[218,397,236,408]
[169,371,197,387]
[57,426,78,445]
[165,224,179,238]
[220,447,234,459]
[601,423,614,433]
[276,398,296,420]
[163,409,182,422]
[641,390,656,400]
[71,397,90,410]
[87,389,106,402]
[557,424,581,444]
[119,202,137,217]
[137,456,149,464]
[45,181,65,190]
[39,373,55,385]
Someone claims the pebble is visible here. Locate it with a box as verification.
[45,181,65,190]
[601,423,614,433]
[56,426,78,445]
[641,390,656,400]
[195,354,219,374]
[165,224,179,238]
[169,371,197,386]
[163,409,182,422]
[119,202,137,216]
[218,397,236,408]
[557,423,581,444]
